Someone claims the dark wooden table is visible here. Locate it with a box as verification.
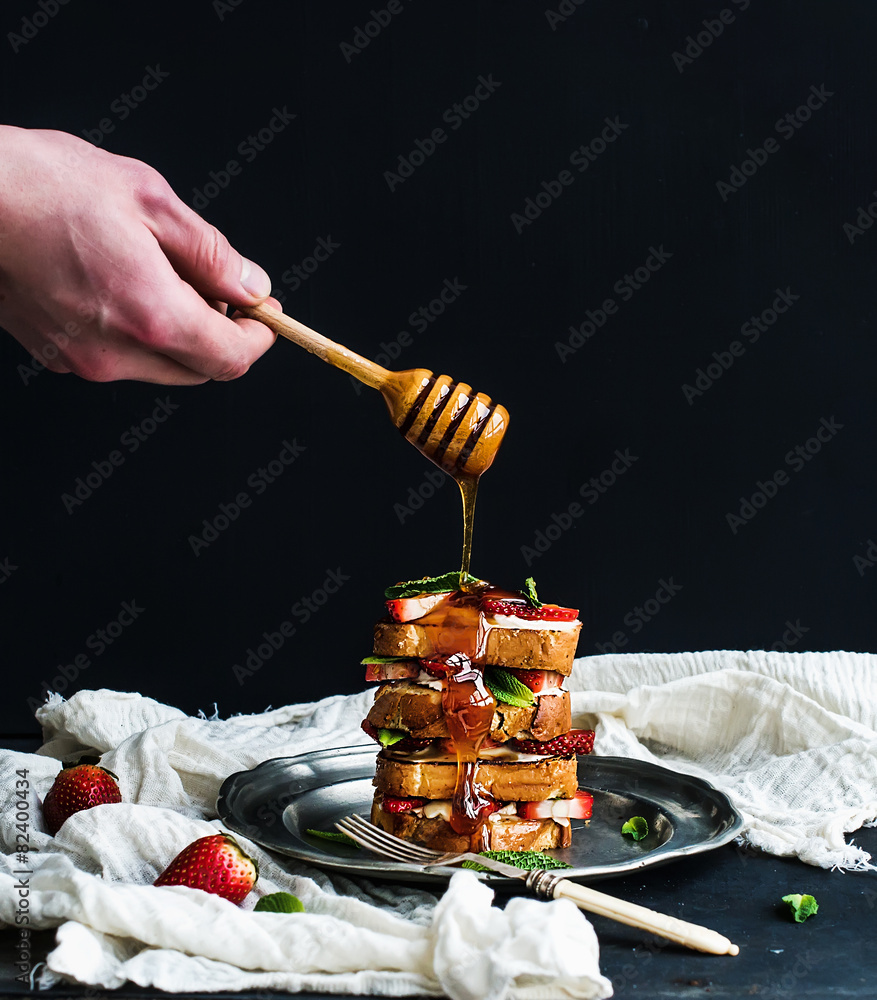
[2,737,875,999]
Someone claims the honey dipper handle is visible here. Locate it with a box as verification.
[241,303,390,390]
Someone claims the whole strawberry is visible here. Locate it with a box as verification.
[154,833,258,904]
[42,757,122,835]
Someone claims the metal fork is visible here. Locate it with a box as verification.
[336,813,523,869]
[336,814,739,956]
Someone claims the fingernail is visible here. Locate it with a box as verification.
[240,257,272,299]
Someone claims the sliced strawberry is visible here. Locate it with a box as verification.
[481,598,578,622]
[364,660,419,682]
[512,729,595,757]
[518,791,593,820]
[419,657,451,678]
[361,719,382,744]
[380,795,428,814]
[386,592,451,623]
[419,652,472,678]
[510,669,565,694]
[476,797,503,817]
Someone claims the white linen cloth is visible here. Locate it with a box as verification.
[570,650,877,870]
[0,648,874,996]
[0,688,611,999]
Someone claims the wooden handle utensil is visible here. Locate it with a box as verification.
[241,303,509,478]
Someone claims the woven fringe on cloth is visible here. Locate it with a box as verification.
[570,650,877,870]
[0,686,610,999]
[1,649,875,996]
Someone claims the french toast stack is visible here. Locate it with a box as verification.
[361,573,594,853]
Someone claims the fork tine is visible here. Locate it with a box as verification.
[338,815,439,863]
[421,851,476,867]
[336,826,413,863]
[336,817,739,956]
[342,814,441,858]
[346,824,416,861]
[335,814,446,865]
[334,816,424,863]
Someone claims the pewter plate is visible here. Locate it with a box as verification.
[216,745,743,885]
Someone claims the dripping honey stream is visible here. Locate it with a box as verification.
[240,302,509,583]
[241,303,510,848]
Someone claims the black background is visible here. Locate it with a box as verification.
[1,0,875,734]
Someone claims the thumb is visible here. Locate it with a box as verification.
[142,182,272,306]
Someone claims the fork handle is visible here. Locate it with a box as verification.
[545,876,739,955]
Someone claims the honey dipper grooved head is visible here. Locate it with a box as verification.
[383,370,509,477]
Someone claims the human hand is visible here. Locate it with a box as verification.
[0,126,277,384]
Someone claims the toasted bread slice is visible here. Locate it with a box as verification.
[373,749,578,801]
[372,619,580,672]
[371,796,572,851]
[367,682,572,742]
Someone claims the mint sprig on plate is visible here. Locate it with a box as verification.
[621,816,649,840]
[305,828,358,847]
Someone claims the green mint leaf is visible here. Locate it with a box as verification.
[782,893,819,922]
[361,656,413,665]
[484,667,535,707]
[385,572,479,600]
[462,849,572,872]
[523,577,543,609]
[377,728,406,747]
[305,828,358,847]
[254,892,305,913]
[621,816,649,840]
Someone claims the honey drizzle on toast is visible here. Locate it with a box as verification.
[411,584,523,849]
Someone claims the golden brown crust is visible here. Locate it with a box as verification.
[370,797,572,851]
[486,625,580,672]
[372,620,580,673]
[367,682,445,735]
[367,683,571,742]
[529,694,572,741]
[373,751,578,801]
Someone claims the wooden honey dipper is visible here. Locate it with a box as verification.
[241,303,509,478]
